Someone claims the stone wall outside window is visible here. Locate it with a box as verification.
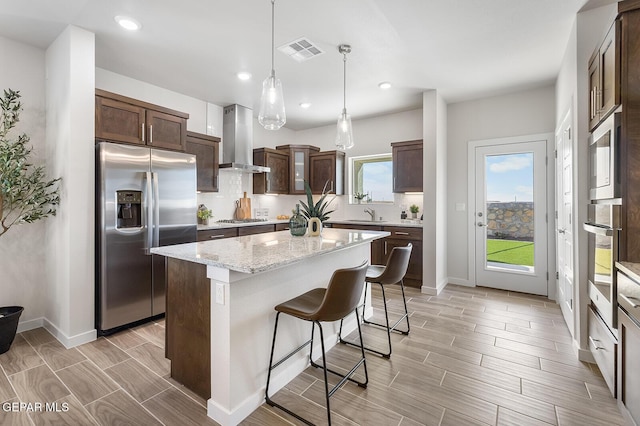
[486,202,534,241]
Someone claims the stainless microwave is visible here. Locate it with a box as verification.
[589,111,621,201]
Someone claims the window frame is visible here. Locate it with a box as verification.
[349,153,394,204]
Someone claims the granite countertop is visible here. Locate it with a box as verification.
[327,219,423,228]
[197,218,423,231]
[151,228,389,274]
[617,261,640,282]
[197,219,288,231]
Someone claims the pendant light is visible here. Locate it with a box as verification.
[258,0,286,130]
[335,44,354,150]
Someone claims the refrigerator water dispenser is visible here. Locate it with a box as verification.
[116,190,142,229]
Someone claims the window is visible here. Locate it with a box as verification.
[350,154,393,203]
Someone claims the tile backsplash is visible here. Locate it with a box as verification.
[197,172,424,223]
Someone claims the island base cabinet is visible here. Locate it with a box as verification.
[618,307,640,425]
[166,258,210,400]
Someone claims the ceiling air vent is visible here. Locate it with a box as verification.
[278,37,324,62]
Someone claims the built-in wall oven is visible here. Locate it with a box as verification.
[589,111,621,201]
[584,203,621,332]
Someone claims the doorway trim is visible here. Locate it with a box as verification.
[467,133,556,298]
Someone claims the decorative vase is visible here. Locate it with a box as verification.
[411,212,417,219]
[0,306,23,355]
[308,217,322,236]
[289,204,307,236]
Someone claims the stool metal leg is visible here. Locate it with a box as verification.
[267,312,368,426]
[265,312,315,426]
[341,280,411,358]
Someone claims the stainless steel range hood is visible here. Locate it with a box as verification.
[219,104,270,173]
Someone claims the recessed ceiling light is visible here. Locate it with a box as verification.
[299,102,311,109]
[237,72,252,81]
[378,81,392,90]
[114,16,141,31]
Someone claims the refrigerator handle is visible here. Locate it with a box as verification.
[152,172,160,247]
[144,171,153,254]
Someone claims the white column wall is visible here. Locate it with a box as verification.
[45,25,96,346]
[0,37,47,327]
[422,91,448,294]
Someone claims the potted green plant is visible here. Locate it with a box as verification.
[0,88,60,354]
[299,181,335,235]
[409,204,419,219]
[197,204,213,225]
[353,192,367,204]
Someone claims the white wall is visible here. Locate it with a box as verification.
[446,85,556,286]
[96,68,214,135]
[0,37,48,326]
[45,26,96,347]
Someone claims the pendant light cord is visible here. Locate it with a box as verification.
[343,52,347,112]
[271,0,275,75]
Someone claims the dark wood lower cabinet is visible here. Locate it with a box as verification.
[197,228,238,241]
[275,223,289,231]
[166,258,210,400]
[237,224,276,236]
[379,226,423,288]
[329,223,423,288]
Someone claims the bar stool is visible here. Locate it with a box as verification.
[339,243,412,358]
[265,261,369,426]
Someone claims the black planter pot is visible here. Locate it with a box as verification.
[0,306,24,354]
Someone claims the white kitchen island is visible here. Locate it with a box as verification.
[151,228,388,426]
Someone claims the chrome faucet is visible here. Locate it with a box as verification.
[364,208,376,221]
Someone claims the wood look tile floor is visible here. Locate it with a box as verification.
[0,285,627,425]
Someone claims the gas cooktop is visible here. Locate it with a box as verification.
[216,219,268,224]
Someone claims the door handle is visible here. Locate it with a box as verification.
[152,172,160,248]
[144,172,153,254]
[583,222,614,236]
[477,222,486,227]
[589,336,604,350]
[620,293,640,308]
[558,228,565,234]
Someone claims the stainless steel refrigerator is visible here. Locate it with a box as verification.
[96,142,197,334]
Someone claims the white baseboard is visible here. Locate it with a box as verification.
[208,324,350,426]
[17,317,96,349]
[421,278,448,295]
[16,317,45,333]
[576,344,595,363]
[447,277,474,287]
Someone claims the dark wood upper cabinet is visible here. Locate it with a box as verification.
[309,150,345,195]
[185,131,220,192]
[392,140,423,193]
[589,21,620,132]
[253,148,289,194]
[95,89,188,151]
[275,144,320,194]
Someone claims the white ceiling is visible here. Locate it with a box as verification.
[0,0,614,130]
